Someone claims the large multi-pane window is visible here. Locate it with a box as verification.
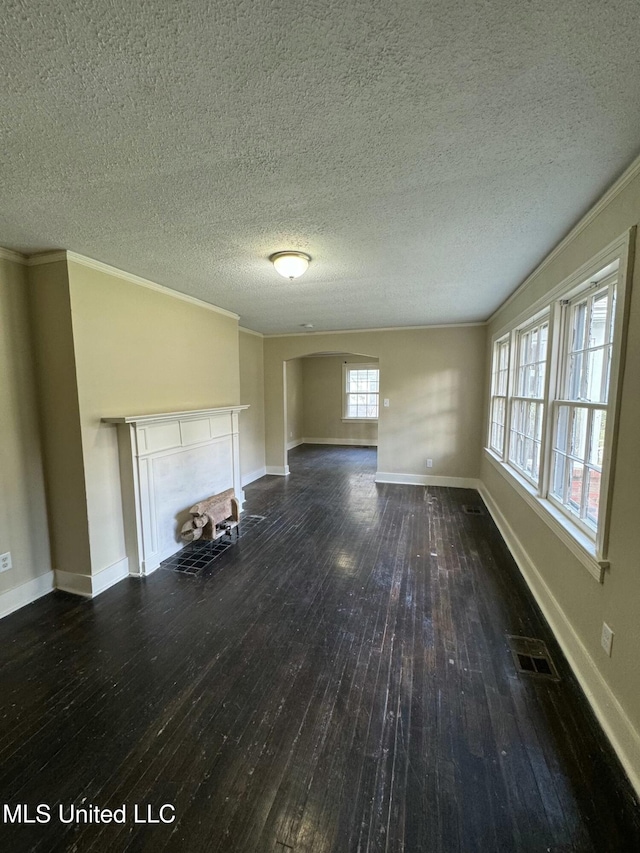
[489,337,509,456]
[343,364,379,419]
[485,239,629,568]
[508,317,549,485]
[549,276,616,532]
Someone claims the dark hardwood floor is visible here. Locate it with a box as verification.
[1,444,639,852]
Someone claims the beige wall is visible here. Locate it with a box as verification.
[66,260,240,577]
[239,329,266,483]
[0,258,52,597]
[302,356,378,444]
[264,327,486,479]
[28,260,92,577]
[481,170,640,791]
[285,357,304,446]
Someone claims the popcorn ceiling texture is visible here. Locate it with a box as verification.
[1,0,640,333]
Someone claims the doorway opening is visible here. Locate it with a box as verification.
[283,351,379,472]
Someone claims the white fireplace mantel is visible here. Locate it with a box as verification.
[103,406,249,576]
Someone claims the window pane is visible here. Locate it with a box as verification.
[567,353,583,399]
[586,467,601,528]
[565,286,614,409]
[551,451,566,500]
[589,292,608,348]
[570,407,587,459]
[509,398,544,484]
[524,438,533,477]
[572,301,587,351]
[555,405,569,451]
[585,348,605,402]
[589,410,606,467]
[490,422,498,449]
[499,341,509,371]
[512,431,524,469]
[490,395,507,455]
[532,441,541,481]
[347,392,378,418]
[568,461,584,511]
[609,288,617,340]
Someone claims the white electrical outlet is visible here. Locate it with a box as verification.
[426,459,433,468]
[0,552,12,573]
[383,398,390,407]
[601,622,614,657]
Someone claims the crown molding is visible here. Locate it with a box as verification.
[24,250,240,321]
[491,230,632,339]
[239,326,264,337]
[26,251,67,266]
[263,321,486,338]
[489,150,640,325]
[0,246,28,264]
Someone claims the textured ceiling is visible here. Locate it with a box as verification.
[1,0,640,334]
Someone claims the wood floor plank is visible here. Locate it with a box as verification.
[1,445,639,852]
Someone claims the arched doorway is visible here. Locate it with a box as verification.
[283,351,379,473]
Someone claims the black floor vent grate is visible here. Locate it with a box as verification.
[462,505,484,515]
[161,515,266,576]
[508,635,560,681]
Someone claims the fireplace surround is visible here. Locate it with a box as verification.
[103,406,248,575]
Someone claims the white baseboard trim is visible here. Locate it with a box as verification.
[54,570,93,597]
[286,438,305,450]
[93,557,130,595]
[55,557,130,599]
[478,481,640,799]
[242,466,267,486]
[0,571,55,619]
[303,437,378,447]
[266,465,290,476]
[375,472,480,489]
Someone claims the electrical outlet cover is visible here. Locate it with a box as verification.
[601,622,614,656]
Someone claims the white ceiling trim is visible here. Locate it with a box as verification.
[239,326,264,338]
[489,150,640,325]
[0,246,28,264]
[263,321,486,339]
[26,250,240,321]
[492,230,632,339]
[26,251,67,266]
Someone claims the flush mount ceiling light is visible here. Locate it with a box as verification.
[269,251,311,280]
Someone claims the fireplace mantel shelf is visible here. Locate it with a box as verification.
[102,405,249,426]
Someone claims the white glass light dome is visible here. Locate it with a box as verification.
[269,251,311,280]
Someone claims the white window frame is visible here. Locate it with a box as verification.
[342,363,379,422]
[489,336,509,457]
[484,230,634,582]
[547,274,617,538]
[507,313,550,487]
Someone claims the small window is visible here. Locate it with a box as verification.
[508,317,549,485]
[489,336,510,457]
[343,363,379,420]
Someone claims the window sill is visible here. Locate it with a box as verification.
[342,418,378,423]
[483,448,607,583]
